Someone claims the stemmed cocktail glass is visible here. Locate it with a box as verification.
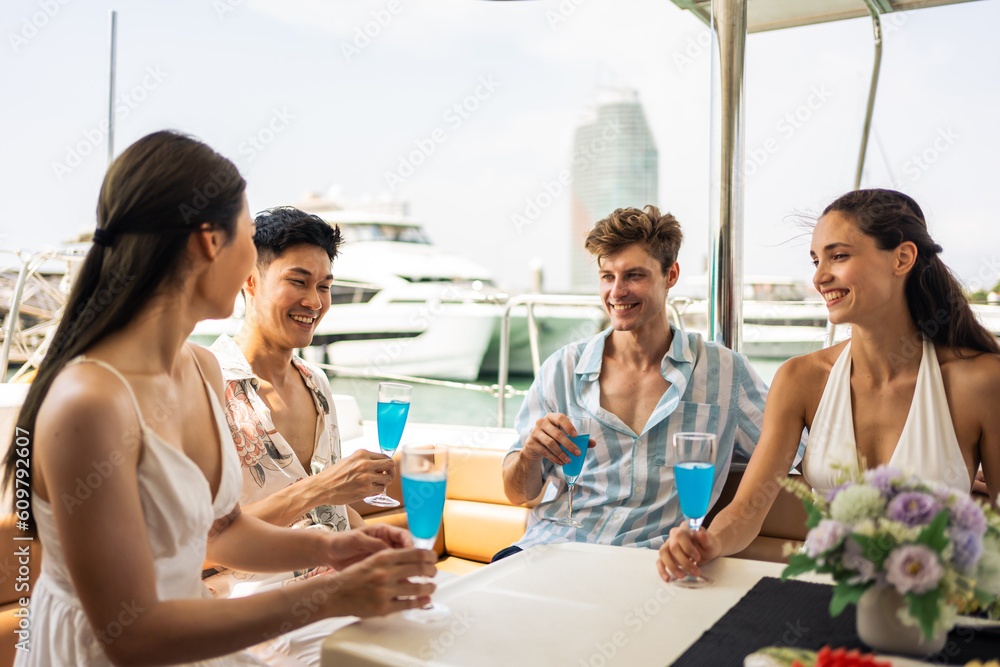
[400,443,449,623]
[364,382,410,508]
[671,432,717,588]
[553,420,590,528]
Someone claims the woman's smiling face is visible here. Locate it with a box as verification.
[810,210,900,325]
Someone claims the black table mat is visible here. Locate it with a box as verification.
[670,577,1000,666]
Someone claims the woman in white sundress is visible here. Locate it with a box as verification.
[2,131,436,666]
[657,188,1000,582]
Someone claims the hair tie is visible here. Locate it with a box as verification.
[93,228,114,248]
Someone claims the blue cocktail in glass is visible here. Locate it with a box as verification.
[554,423,590,528]
[671,432,717,588]
[401,443,449,622]
[364,382,410,507]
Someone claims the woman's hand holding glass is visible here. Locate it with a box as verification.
[658,520,723,583]
[324,548,438,619]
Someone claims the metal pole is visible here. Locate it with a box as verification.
[107,10,117,167]
[708,0,748,352]
[1,254,34,379]
[854,1,883,190]
[525,303,541,375]
[496,294,604,425]
[497,302,514,426]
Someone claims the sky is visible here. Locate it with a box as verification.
[1,0,998,294]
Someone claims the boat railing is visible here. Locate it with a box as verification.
[309,361,526,403]
[496,294,685,425]
[1,248,86,381]
[305,293,691,427]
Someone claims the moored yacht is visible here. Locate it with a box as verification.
[190,207,606,380]
[672,275,839,358]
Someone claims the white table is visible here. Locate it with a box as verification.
[320,542,832,667]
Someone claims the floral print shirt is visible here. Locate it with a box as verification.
[204,336,349,598]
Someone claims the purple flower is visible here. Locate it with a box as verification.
[949,495,987,534]
[805,519,850,558]
[825,481,851,503]
[843,537,877,582]
[864,466,904,498]
[886,491,942,527]
[885,544,944,594]
[949,528,984,571]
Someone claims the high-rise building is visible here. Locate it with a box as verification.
[569,90,658,293]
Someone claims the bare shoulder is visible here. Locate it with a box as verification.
[35,363,142,479]
[39,362,137,429]
[187,341,225,399]
[937,346,1000,394]
[772,342,843,392]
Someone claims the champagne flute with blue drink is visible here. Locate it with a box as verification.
[671,432,717,588]
[401,443,449,622]
[364,382,411,507]
[553,418,590,528]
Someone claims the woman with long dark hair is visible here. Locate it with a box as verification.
[658,188,1000,581]
[3,131,434,665]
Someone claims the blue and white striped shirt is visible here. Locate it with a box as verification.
[507,325,768,551]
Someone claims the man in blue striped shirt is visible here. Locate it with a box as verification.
[499,206,768,555]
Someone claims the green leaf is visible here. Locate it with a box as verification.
[906,590,941,641]
[916,511,950,553]
[829,582,868,616]
[852,533,891,569]
[805,502,823,530]
[781,553,816,580]
[974,588,996,608]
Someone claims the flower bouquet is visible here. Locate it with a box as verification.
[781,465,1000,644]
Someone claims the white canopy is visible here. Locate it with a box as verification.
[670,0,984,33]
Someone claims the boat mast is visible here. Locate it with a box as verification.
[107,10,117,166]
[708,0,748,352]
[854,0,883,190]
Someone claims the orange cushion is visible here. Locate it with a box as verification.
[442,500,529,563]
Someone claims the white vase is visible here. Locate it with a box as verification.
[855,584,948,656]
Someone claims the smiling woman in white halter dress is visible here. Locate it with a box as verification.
[658,188,1000,582]
[802,337,971,496]
[2,131,435,666]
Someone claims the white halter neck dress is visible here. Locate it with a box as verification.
[18,355,265,666]
[802,338,971,495]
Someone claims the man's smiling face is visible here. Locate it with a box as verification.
[598,243,677,333]
[248,243,333,350]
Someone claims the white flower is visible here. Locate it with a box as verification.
[830,485,887,525]
[975,535,1000,596]
[881,520,921,544]
[852,519,877,538]
[936,598,959,634]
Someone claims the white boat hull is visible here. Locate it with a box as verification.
[307,302,496,382]
[191,301,497,382]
